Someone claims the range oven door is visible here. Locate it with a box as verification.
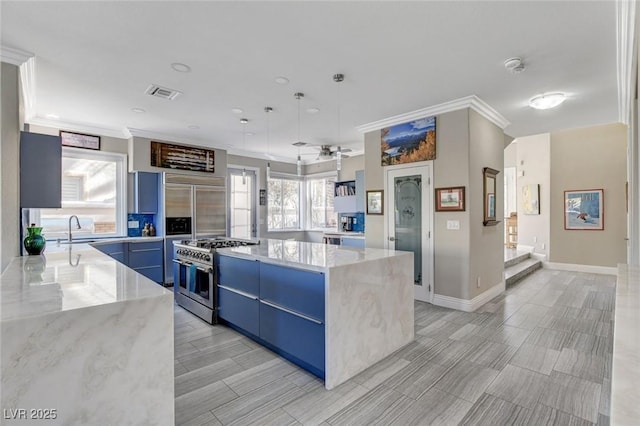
[173,259,214,309]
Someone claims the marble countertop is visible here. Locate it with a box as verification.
[0,244,172,322]
[217,238,410,272]
[323,232,365,239]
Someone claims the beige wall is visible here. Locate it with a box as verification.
[516,133,551,256]
[364,108,505,301]
[432,109,470,299]
[468,109,505,299]
[1,63,21,271]
[550,123,627,267]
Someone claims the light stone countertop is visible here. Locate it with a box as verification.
[217,238,409,272]
[0,243,172,322]
[611,264,640,425]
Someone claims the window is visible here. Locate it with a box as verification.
[268,175,302,230]
[29,148,127,240]
[307,175,337,229]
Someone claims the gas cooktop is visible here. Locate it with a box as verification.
[178,237,260,250]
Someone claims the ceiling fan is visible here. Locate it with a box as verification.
[294,143,352,160]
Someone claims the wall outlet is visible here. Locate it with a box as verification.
[533,236,537,243]
[542,243,546,250]
[447,220,460,230]
[476,276,481,288]
[128,220,139,229]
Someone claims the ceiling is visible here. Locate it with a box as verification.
[1,1,622,164]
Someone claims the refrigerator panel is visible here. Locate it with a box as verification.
[195,186,227,236]
[165,184,192,218]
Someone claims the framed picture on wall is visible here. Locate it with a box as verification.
[60,130,101,150]
[435,186,465,211]
[564,189,604,230]
[366,190,384,215]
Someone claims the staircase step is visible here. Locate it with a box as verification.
[504,251,531,268]
[505,258,542,286]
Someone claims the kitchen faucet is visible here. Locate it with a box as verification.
[68,215,81,242]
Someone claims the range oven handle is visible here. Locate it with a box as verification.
[173,259,212,274]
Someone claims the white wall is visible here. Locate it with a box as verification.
[515,133,551,257]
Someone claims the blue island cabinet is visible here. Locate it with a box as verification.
[128,240,163,283]
[217,255,260,337]
[93,242,126,264]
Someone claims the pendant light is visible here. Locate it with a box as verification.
[265,106,273,178]
[240,118,248,184]
[334,73,344,172]
[294,92,304,176]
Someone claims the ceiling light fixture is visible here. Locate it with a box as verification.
[529,92,566,110]
[334,73,344,172]
[295,92,304,176]
[171,62,191,73]
[45,113,59,119]
[265,106,273,178]
[504,57,525,74]
[241,118,248,184]
[275,76,290,85]
[131,108,145,114]
[306,107,320,114]
[231,107,243,114]
[188,125,200,130]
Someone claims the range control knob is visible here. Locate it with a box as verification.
[204,254,211,262]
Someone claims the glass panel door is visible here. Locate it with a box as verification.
[387,165,431,302]
[228,169,257,238]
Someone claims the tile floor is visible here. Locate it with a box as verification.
[174,268,615,425]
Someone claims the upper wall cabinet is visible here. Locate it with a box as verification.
[20,131,62,208]
[133,172,159,214]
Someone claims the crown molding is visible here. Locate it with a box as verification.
[0,45,33,66]
[616,0,636,125]
[356,95,510,134]
[28,116,129,139]
[20,57,36,120]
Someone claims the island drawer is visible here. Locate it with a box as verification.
[218,286,260,337]
[259,263,325,322]
[217,255,259,296]
[259,302,325,374]
[128,243,163,268]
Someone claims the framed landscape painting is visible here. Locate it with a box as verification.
[381,116,436,166]
[564,189,604,230]
[435,186,465,212]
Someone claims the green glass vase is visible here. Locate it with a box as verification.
[24,225,46,255]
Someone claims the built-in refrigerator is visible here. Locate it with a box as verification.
[163,173,226,284]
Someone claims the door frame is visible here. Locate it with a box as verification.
[227,165,259,238]
[384,161,434,303]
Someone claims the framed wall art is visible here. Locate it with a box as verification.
[381,116,436,166]
[564,189,604,230]
[435,186,465,212]
[60,130,101,150]
[483,167,500,226]
[150,141,215,173]
[366,190,384,215]
[522,184,540,215]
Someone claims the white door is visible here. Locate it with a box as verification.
[228,168,257,238]
[386,164,433,302]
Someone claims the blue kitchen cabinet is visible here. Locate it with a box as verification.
[92,242,126,264]
[341,237,365,248]
[217,255,260,337]
[259,263,325,375]
[20,131,62,208]
[128,240,163,283]
[133,172,159,214]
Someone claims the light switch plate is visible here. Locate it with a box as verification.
[128,220,139,229]
[447,220,460,230]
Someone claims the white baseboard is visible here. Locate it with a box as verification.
[531,252,547,262]
[516,244,535,253]
[433,281,505,312]
[543,262,617,275]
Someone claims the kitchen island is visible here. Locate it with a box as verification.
[216,239,414,390]
[0,244,174,425]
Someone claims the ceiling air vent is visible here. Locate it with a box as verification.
[145,84,181,100]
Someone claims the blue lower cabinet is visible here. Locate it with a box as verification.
[134,266,163,283]
[260,263,325,322]
[217,255,260,295]
[218,286,260,337]
[341,237,365,248]
[128,241,163,283]
[259,301,325,375]
[93,242,126,263]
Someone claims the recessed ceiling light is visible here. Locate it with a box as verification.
[45,113,59,119]
[275,76,289,84]
[188,125,200,130]
[246,132,255,136]
[131,108,146,113]
[306,107,320,114]
[529,92,566,110]
[240,118,249,124]
[171,62,191,73]
[231,108,243,114]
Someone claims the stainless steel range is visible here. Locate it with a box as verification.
[173,237,259,323]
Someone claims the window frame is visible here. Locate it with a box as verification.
[28,147,128,240]
[305,171,338,231]
[267,172,304,232]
